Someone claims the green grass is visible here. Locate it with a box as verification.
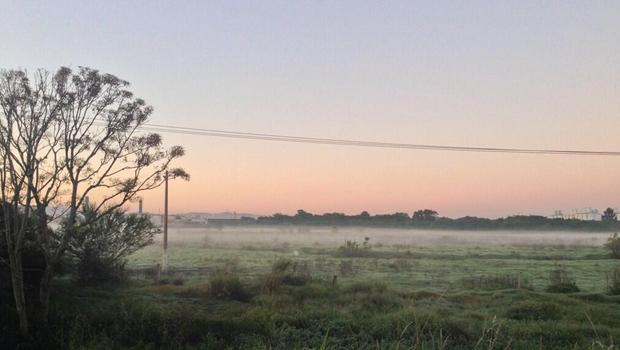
[128,241,616,293]
[44,279,620,349]
[6,230,620,349]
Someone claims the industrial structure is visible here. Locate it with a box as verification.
[551,208,618,221]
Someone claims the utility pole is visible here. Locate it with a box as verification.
[162,170,169,273]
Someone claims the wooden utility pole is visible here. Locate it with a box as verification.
[162,170,169,273]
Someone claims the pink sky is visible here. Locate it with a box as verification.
[3,1,619,217]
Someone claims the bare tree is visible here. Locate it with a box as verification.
[37,67,188,323]
[0,69,62,336]
[1,66,188,329]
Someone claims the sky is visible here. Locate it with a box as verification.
[1,1,619,218]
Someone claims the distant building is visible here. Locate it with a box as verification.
[551,208,610,221]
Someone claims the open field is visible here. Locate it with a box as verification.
[130,226,616,293]
[9,226,619,349]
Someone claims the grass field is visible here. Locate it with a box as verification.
[35,226,620,349]
[129,226,616,293]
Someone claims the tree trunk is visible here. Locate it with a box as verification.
[8,249,29,336]
[39,263,54,326]
[36,205,53,326]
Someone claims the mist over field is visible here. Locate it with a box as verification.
[161,225,610,248]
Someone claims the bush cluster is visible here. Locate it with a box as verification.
[208,270,253,302]
[546,267,580,293]
[606,233,620,259]
[335,237,372,257]
[261,258,312,294]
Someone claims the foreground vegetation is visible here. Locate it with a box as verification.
[3,228,620,349]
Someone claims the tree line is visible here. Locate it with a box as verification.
[241,208,620,231]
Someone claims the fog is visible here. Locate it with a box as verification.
[160,225,609,248]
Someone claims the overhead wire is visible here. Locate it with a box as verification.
[92,119,620,156]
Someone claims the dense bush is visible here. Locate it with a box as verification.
[261,258,312,294]
[75,247,126,285]
[335,237,371,257]
[605,233,620,259]
[68,206,159,285]
[209,270,253,302]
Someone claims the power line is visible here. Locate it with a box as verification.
[94,119,620,156]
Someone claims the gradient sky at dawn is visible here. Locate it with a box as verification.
[2,1,619,217]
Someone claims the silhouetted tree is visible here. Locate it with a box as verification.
[1,66,188,329]
[412,209,438,222]
[294,209,313,223]
[0,69,62,335]
[602,208,617,222]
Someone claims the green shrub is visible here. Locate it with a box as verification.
[261,258,312,294]
[506,300,561,321]
[208,271,253,302]
[546,267,580,293]
[335,237,371,257]
[75,247,126,285]
[69,206,158,285]
[605,233,620,259]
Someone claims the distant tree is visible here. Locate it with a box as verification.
[295,209,313,222]
[412,209,438,222]
[602,208,617,222]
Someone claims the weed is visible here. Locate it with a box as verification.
[608,269,620,295]
[261,258,312,294]
[547,267,580,293]
[461,273,532,290]
[208,270,253,302]
[506,300,561,321]
[335,237,372,257]
[388,259,413,272]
